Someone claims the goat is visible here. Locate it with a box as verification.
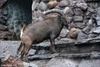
[17,10,68,62]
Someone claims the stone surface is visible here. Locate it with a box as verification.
[96,7,100,16]
[76,31,88,43]
[31,58,100,67]
[59,0,69,7]
[92,27,100,34]
[0,41,21,57]
[59,28,69,38]
[46,58,78,67]
[73,16,83,22]
[76,3,88,10]
[96,16,100,26]
[38,2,47,11]
[79,59,100,67]
[63,7,74,16]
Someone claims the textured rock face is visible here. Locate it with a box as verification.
[68,28,81,39]
[46,58,78,67]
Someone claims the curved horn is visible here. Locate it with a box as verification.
[43,9,64,16]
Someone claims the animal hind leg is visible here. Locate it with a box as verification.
[16,42,24,58]
[50,35,56,53]
[22,42,32,62]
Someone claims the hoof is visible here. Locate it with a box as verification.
[22,58,29,62]
[50,50,57,54]
[15,55,20,59]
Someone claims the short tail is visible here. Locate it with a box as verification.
[20,24,26,37]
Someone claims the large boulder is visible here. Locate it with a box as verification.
[48,1,58,9]
[68,28,81,39]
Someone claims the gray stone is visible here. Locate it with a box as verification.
[29,63,39,67]
[79,59,100,67]
[96,7,100,16]
[88,7,95,13]
[28,49,36,56]
[90,52,100,58]
[59,0,69,7]
[46,58,78,67]
[32,60,49,67]
[30,53,59,60]
[76,3,88,10]
[73,16,83,22]
[96,15,100,26]
[82,18,93,34]
[92,27,100,34]
[0,41,21,57]
[38,2,47,11]
[59,28,69,38]
[63,7,74,16]
[76,31,88,43]
[72,7,84,16]
[37,49,50,55]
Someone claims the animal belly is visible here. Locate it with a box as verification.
[33,35,49,44]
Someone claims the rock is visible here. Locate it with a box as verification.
[82,18,93,34]
[63,7,74,16]
[38,1,47,11]
[46,58,78,67]
[59,0,69,7]
[76,3,88,10]
[59,28,69,38]
[79,59,100,67]
[28,49,36,56]
[73,16,83,22]
[76,31,88,43]
[37,49,50,55]
[96,7,100,16]
[92,27,100,34]
[72,7,84,16]
[96,15,100,26]
[90,51,100,58]
[88,7,95,13]
[48,1,58,9]
[70,1,77,7]
[23,62,38,67]
[68,28,81,39]
[0,41,21,57]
